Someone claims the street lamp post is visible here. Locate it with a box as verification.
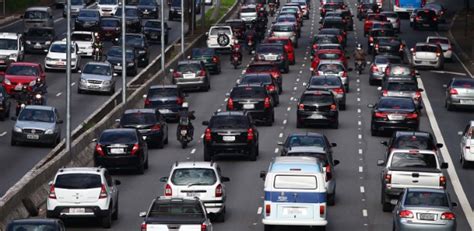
[181,0,184,55]
[66,0,71,154]
[161,0,165,71]
[122,0,126,103]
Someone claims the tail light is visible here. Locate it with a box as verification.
[176,97,184,105]
[441,212,456,220]
[279,54,285,60]
[131,143,139,155]
[406,113,418,119]
[399,210,414,218]
[173,71,181,78]
[266,84,276,92]
[298,103,305,110]
[284,44,290,52]
[271,71,279,79]
[436,52,441,57]
[215,184,223,197]
[333,88,344,94]
[449,88,458,95]
[415,91,422,100]
[99,184,108,199]
[141,223,147,231]
[440,176,447,188]
[227,97,234,110]
[337,35,343,43]
[341,71,348,77]
[212,56,218,63]
[319,205,325,217]
[201,223,207,231]
[204,128,212,142]
[384,173,391,183]
[165,183,172,196]
[325,164,332,181]
[48,184,56,199]
[151,124,161,131]
[415,16,421,21]
[375,44,379,50]
[369,36,374,42]
[247,128,254,141]
[382,90,388,96]
[371,65,379,72]
[399,44,404,52]
[95,144,105,156]
[265,204,271,216]
[330,104,337,111]
[433,17,437,21]
[448,45,452,51]
[199,69,206,76]
[312,44,318,49]
[264,97,271,108]
[144,98,151,106]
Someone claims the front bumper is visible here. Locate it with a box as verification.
[78,80,113,92]
[12,130,58,144]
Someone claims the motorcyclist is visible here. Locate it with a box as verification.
[353,43,367,68]
[32,77,47,105]
[176,103,195,141]
[17,85,32,103]
[244,26,258,49]
[92,32,103,60]
[230,40,243,62]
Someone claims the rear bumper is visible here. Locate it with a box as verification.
[47,206,108,219]
[203,200,225,214]
[396,221,456,231]
[94,155,142,170]
[205,142,253,154]
[448,95,474,106]
[262,218,327,226]
[371,120,419,131]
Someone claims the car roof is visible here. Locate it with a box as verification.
[26,6,51,11]
[150,84,178,89]
[172,161,217,169]
[124,108,156,114]
[244,73,272,77]
[324,16,343,21]
[177,60,202,65]
[406,187,447,194]
[270,156,323,173]
[287,146,326,153]
[389,149,437,155]
[57,167,104,174]
[103,128,137,133]
[379,96,413,102]
[24,105,55,111]
[249,61,278,66]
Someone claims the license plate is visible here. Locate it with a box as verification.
[159,109,171,113]
[26,134,39,140]
[283,207,306,215]
[186,192,200,197]
[180,130,187,136]
[183,73,195,79]
[266,56,277,61]
[115,65,122,70]
[34,44,42,48]
[309,114,324,119]
[222,135,235,142]
[243,104,254,109]
[110,148,124,154]
[14,84,23,91]
[388,114,404,120]
[69,208,85,214]
[419,213,436,220]
[151,33,158,39]
[461,100,474,104]
[89,85,100,89]
[423,24,429,27]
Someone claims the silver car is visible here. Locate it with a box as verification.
[78,62,116,95]
[381,11,401,32]
[270,22,298,47]
[379,80,423,108]
[239,4,257,23]
[444,78,474,111]
[369,55,402,85]
[316,60,351,92]
[63,0,86,17]
[11,105,63,147]
[426,36,453,60]
[392,188,457,231]
[411,43,444,69]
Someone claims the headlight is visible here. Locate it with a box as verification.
[80,78,87,83]
[13,126,22,133]
[94,48,100,52]
[29,80,36,86]
[45,57,53,62]
[103,80,111,85]
[138,50,146,54]
[4,78,11,85]
[127,62,134,67]
[35,93,42,99]
[45,129,54,134]
[26,41,31,45]
[45,41,51,45]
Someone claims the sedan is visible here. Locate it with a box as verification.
[137,0,159,18]
[265,37,296,65]
[423,2,447,23]
[78,61,116,95]
[379,79,423,108]
[106,46,138,76]
[115,33,149,67]
[444,78,474,110]
[369,97,420,136]
[99,17,121,41]
[270,22,298,48]
[190,48,221,74]
[315,60,351,92]
[307,75,346,110]
[311,49,348,70]
[115,6,141,33]
[144,85,187,121]
[171,60,210,91]
[297,90,339,129]
[74,9,101,31]
[23,27,55,54]
[2,62,46,95]
[373,36,404,57]
[142,20,170,44]
[244,61,283,92]
[382,64,417,86]
[278,132,337,157]
[254,43,289,73]
[369,55,402,85]
[118,108,168,148]
[238,73,280,105]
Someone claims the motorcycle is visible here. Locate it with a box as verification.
[32,92,45,105]
[246,35,255,55]
[93,44,103,61]
[230,44,242,69]
[15,98,30,116]
[177,124,193,149]
[269,3,275,17]
[355,60,365,75]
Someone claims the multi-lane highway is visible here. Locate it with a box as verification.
[0,4,213,195]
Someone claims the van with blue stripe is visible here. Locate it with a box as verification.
[260,156,328,231]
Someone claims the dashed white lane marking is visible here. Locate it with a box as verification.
[358,149,363,155]
[257,207,263,215]
[357,88,360,92]
[274,148,279,154]
[190,148,196,154]
[302,82,307,86]
[358,134,362,139]
[293,87,297,91]
[200,134,204,139]
[296,78,300,82]
[287,107,291,111]
[357,79,360,83]
[279,133,283,138]
[224,98,228,102]
[357,109,361,113]
[362,209,368,217]
[357,97,361,102]
[358,121,361,126]
[283,119,287,125]
[360,186,365,193]
[217,108,222,112]
[0,131,6,136]
[71,82,76,86]
[56,92,62,97]
[302,63,305,67]
[299,70,303,74]
[290,97,294,101]
[359,166,363,172]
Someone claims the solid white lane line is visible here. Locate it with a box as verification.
[452,53,474,78]
[430,70,467,76]
[257,207,262,214]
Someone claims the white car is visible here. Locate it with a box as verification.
[45,41,81,71]
[240,4,257,23]
[160,161,230,222]
[206,25,237,50]
[71,31,96,57]
[459,121,474,168]
[426,36,453,60]
[204,0,213,5]
[411,42,444,70]
[97,0,119,16]
[46,167,120,228]
[0,33,25,66]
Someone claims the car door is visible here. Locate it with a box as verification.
[461,124,470,155]
[104,170,119,204]
[156,110,168,141]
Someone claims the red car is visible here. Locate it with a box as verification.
[1,62,46,95]
[364,13,387,36]
[265,37,296,65]
[320,2,345,17]
[311,49,348,71]
[244,61,283,93]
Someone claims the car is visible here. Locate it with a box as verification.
[444,78,474,111]
[314,43,344,54]
[98,0,119,16]
[320,16,346,32]
[78,61,116,95]
[23,7,54,30]
[23,27,55,54]
[74,9,101,31]
[64,0,86,17]
[426,36,453,60]
[367,29,396,54]
[0,32,25,69]
[143,85,188,121]
[45,41,81,72]
[6,218,66,231]
[139,197,213,231]
[159,161,230,221]
[380,11,401,32]
[225,19,246,40]
[190,48,221,74]
[94,128,149,174]
[171,60,210,91]
[168,0,182,21]
[311,34,340,57]
[264,37,296,65]
[205,0,213,5]
[142,20,171,44]
[254,43,289,73]
[71,31,96,57]
[320,2,344,17]
[338,8,354,31]
[115,6,141,33]
[244,61,283,92]
[357,3,379,20]
[382,63,417,86]
[2,62,46,95]
[370,21,394,33]
[311,49,348,70]
[381,130,443,159]
[99,17,122,41]
[106,46,139,76]
[411,42,444,69]
[206,25,237,51]
[227,83,275,125]
[278,132,337,156]
[314,60,350,92]
[423,2,447,23]
[46,167,120,228]
[364,13,388,36]
[240,4,258,23]
[307,75,346,109]
[379,79,423,108]
[11,105,62,147]
[290,0,309,19]
[458,121,474,168]
[238,73,280,105]
[411,8,438,30]
[0,85,11,120]
[280,6,303,27]
[392,188,457,231]
[369,55,403,85]
[115,33,149,67]
[297,90,339,128]
[369,97,420,136]
[118,108,169,148]
[137,0,159,18]
[319,28,346,47]
[274,15,301,37]
[202,111,259,161]
[270,22,298,48]
[373,36,404,57]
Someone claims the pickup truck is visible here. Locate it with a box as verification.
[140,197,213,231]
[377,149,448,212]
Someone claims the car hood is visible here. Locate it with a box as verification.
[76,17,99,22]
[5,74,37,83]
[0,50,16,56]
[81,73,113,81]
[15,120,55,130]
[138,5,157,10]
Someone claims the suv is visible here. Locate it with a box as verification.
[254,43,289,73]
[171,60,210,91]
[202,111,259,161]
[159,162,230,221]
[411,8,438,30]
[227,84,275,125]
[206,25,237,51]
[46,167,121,228]
[144,85,187,121]
[0,33,25,69]
[191,48,221,74]
[297,90,339,128]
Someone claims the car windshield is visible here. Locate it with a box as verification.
[72,33,93,41]
[171,168,217,186]
[0,39,17,50]
[100,130,137,143]
[209,28,231,35]
[394,135,435,150]
[452,80,474,88]
[391,152,437,169]
[405,191,449,207]
[177,64,201,72]
[5,65,39,76]
[78,10,98,17]
[18,109,54,123]
[301,93,334,104]
[26,28,53,38]
[171,0,181,7]
[7,224,58,231]
[55,173,102,189]
[50,44,75,53]
[273,25,294,32]
[386,82,418,91]
[71,0,83,5]
[83,64,111,75]
[144,20,161,28]
[318,52,341,59]
[378,98,415,110]
[241,7,255,13]
[125,35,144,46]
[428,38,449,44]
[107,48,134,59]
[148,88,178,98]
[416,45,438,52]
[210,115,249,129]
[121,113,156,125]
[277,17,296,23]
[192,49,213,57]
[323,20,344,29]
[101,19,119,27]
[99,0,118,4]
[149,201,204,218]
[371,30,395,37]
[310,77,341,86]
[318,63,344,72]
[241,75,272,84]
[115,8,138,16]
[231,87,266,98]
[139,0,155,5]
[24,11,48,19]
[256,45,282,53]
[287,135,325,147]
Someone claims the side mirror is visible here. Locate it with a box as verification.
[114,179,121,185]
[202,121,209,126]
[139,212,147,217]
[390,199,398,206]
[235,79,241,84]
[10,116,17,121]
[436,143,443,148]
[331,143,337,147]
[159,176,168,182]
[441,162,448,169]
[377,159,385,166]
[260,171,267,179]
[169,68,174,73]
[48,181,53,186]
[346,56,350,59]
[221,176,230,182]
[458,131,463,136]
[225,92,230,97]
[367,104,374,108]
[418,88,424,92]
[452,202,458,207]
[205,32,209,36]
[56,119,64,124]
[333,160,340,166]
[142,94,147,98]
[381,141,388,146]
[377,86,382,91]
[348,67,353,71]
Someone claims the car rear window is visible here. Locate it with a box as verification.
[318,52,341,59]
[301,93,334,104]
[418,10,436,17]
[452,79,474,88]
[72,33,93,41]
[378,98,415,110]
[323,4,342,10]
[387,82,418,91]
[310,77,341,86]
[405,191,448,207]
[323,20,345,29]
[286,135,325,147]
[121,113,156,125]
[171,168,217,186]
[394,135,435,150]
[100,130,137,143]
[210,115,249,129]
[416,45,438,52]
[149,201,204,218]
[388,66,412,76]
[209,27,231,35]
[286,152,329,165]
[274,175,317,189]
[273,25,294,32]
[148,88,178,98]
[318,63,344,72]
[241,75,272,84]
[391,152,437,169]
[231,86,267,98]
[101,19,120,27]
[55,173,102,189]
[256,45,283,53]
[247,65,277,72]
[177,64,201,72]
[427,38,449,44]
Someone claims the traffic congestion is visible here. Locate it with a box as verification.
[3,0,474,230]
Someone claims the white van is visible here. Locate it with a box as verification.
[260,156,328,231]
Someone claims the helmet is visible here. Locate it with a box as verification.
[357,44,362,50]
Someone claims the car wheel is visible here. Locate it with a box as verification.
[461,156,470,169]
[101,209,112,228]
[10,137,16,146]
[164,134,169,144]
[137,160,145,174]
[446,101,454,111]
[77,88,84,94]
[381,191,392,212]
[249,146,257,161]
[327,192,335,206]
[369,79,376,86]
[156,138,164,149]
[214,207,226,222]
[204,146,212,161]
[331,120,339,129]
[264,225,273,231]
[112,200,118,220]
[340,103,346,110]
[371,128,379,136]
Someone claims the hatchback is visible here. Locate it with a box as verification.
[307,75,346,109]
[78,61,116,95]
[118,108,169,148]
[297,90,339,128]
[412,8,438,30]
[238,73,280,105]
[369,55,402,85]
[444,78,474,110]
[379,80,423,108]
[191,48,221,74]
[254,43,289,73]
[244,61,283,92]
[171,60,210,91]
[426,36,453,60]
[369,97,420,136]
[411,42,444,69]
[315,60,350,92]
[143,85,187,121]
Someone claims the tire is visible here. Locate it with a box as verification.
[461,156,469,169]
[164,134,168,144]
[204,146,212,161]
[156,138,164,149]
[265,113,274,126]
[331,120,339,129]
[137,160,145,174]
[10,137,16,146]
[144,156,149,169]
[112,201,118,220]
[264,225,273,231]
[101,210,112,228]
[249,145,257,161]
[214,207,226,222]
[340,103,346,110]
[446,101,454,111]
[327,193,335,206]
[108,88,115,96]
[181,141,187,149]
[381,191,392,212]
[371,128,378,136]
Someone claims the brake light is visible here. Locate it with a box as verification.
[247,128,254,141]
[448,45,452,51]
[415,91,422,100]
[341,71,348,77]
[165,183,172,196]
[382,90,388,96]
[131,143,139,155]
[144,98,150,106]
[227,97,234,110]
[271,71,279,79]
[415,16,421,21]
[265,204,271,216]
[325,164,332,181]
[333,88,344,94]
[375,44,379,50]
[201,223,207,231]
[95,144,105,156]
[399,210,414,218]
[433,16,437,21]
[371,65,379,72]
[266,84,276,92]
[406,113,418,119]
[375,112,387,118]
[383,173,391,184]
[369,36,374,42]
[284,44,290,52]
[440,176,447,189]
[264,97,271,108]
[441,212,456,220]
[151,124,161,131]
[449,88,458,95]
[173,71,181,78]
[399,44,404,52]
[99,184,108,199]
[312,44,318,49]
[298,103,305,110]
[48,184,56,199]
[141,223,147,231]
[330,104,337,111]
[320,205,325,217]
[199,69,206,76]
[212,56,218,63]
[176,97,184,105]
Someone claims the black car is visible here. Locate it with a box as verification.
[311,34,340,56]
[321,16,346,32]
[412,8,438,30]
[321,2,344,17]
[99,17,121,41]
[373,36,404,57]
[191,48,221,74]
[227,84,275,126]
[168,0,182,21]
[142,20,170,44]
[106,46,139,76]
[239,73,280,105]
[202,111,259,161]
[23,27,55,53]
[94,128,149,174]
[225,19,246,40]
[368,29,396,54]
[115,33,149,67]
[369,97,420,136]
[319,28,346,47]
[278,132,337,156]
[307,75,346,109]
[119,108,169,148]
[137,0,159,18]
[245,61,283,92]
[357,3,379,20]
[297,90,339,129]
[144,85,187,121]
[74,9,101,31]
[0,85,11,120]
[254,43,289,73]
[115,6,141,33]
[338,9,353,31]
[6,219,65,231]
[381,130,443,159]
